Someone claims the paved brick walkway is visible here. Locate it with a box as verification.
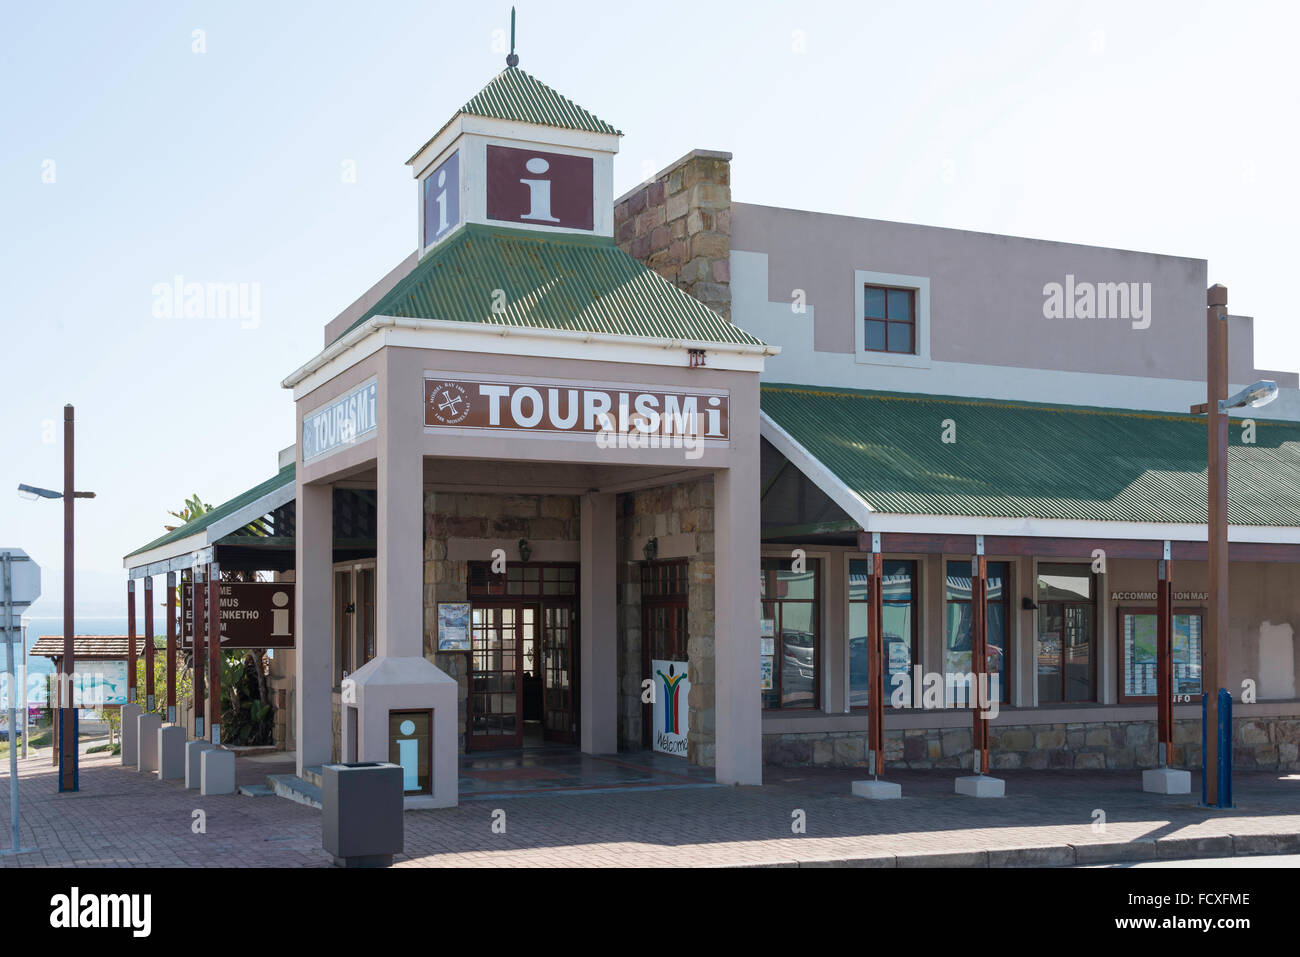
[3,750,1299,867]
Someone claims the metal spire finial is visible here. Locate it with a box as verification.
[506,7,519,67]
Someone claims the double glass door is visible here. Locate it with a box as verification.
[469,601,575,750]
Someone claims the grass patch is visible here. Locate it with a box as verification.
[0,727,53,757]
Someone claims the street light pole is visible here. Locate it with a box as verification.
[61,405,77,793]
[1204,285,1229,807]
[16,408,95,795]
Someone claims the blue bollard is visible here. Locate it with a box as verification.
[1218,688,1232,808]
[1201,688,1233,809]
[1200,692,1207,806]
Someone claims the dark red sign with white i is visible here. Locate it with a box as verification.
[486,145,593,230]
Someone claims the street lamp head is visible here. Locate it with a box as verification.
[1220,380,1279,413]
[1246,380,1280,408]
[17,483,61,501]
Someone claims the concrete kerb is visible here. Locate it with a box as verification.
[740,832,1300,868]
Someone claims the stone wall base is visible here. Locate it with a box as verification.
[763,716,1300,771]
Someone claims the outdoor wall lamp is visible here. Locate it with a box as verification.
[518,538,531,563]
[1220,379,1278,413]
[643,537,658,562]
[1021,597,1038,611]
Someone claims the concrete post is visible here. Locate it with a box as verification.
[714,466,762,785]
[579,492,617,754]
[375,365,423,660]
[136,712,162,772]
[296,481,333,777]
[119,702,142,768]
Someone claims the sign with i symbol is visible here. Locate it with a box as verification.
[486,144,593,230]
[423,150,460,248]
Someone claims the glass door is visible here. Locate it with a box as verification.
[542,604,576,743]
[468,604,531,750]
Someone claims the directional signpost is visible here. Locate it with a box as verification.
[1,548,40,856]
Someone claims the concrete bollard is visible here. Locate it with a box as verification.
[200,748,236,796]
[119,703,142,767]
[955,774,1005,798]
[185,740,216,789]
[157,725,187,780]
[136,713,162,772]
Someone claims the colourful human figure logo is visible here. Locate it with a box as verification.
[656,664,686,735]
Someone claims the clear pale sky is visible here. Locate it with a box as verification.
[2,0,1297,611]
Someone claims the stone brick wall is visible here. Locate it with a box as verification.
[763,715,1300,772]
[616,477,716,765]
[422,490,581,753]
[614,150,733,320]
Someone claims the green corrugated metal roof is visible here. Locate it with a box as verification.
[458,66,620,135]
[333,223,765,347]
[125,463,295,559]
[761,384,1300,526]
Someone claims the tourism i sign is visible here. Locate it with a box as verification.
[424,372,729,445]
[302,377,378,464]
[183,581,294,650]
[485,145,593,231]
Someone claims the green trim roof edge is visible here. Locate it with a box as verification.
[759,383,1300,526]
[761,382,1300,429]
[125,463,295,560]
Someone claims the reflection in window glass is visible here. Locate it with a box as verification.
[848,559,917,707]
[761,558,819,710]
[943,561,1010,703]
[1036,564,1096,703]
[1037,563,1093,602]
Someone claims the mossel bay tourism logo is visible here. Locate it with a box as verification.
[428,381,471,426]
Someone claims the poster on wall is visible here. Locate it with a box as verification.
[759,656,774,691]
[437,602,472,652]
[73,660,129,708]
[651,659,690,757]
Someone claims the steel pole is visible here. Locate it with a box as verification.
[4,553,21,850]
[193,565,205,740]
[971,552,989,774]
[166,571,177,723]
[61,404,77,792]
[144,576,155,712]
[1157,548,1174,766]
[1204,285,1230,806]
[208,563,221,744]
[126,580,137,704]
[21,618,28,759]
[868,550,884,776]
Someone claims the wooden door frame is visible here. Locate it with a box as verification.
[540,598,579,745]
[466,601,533,752]
[640,560,689,750]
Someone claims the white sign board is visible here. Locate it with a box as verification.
[651,659,690,757]
[0,549,41,608]
[301,377,378,464]
[72,660,129,708]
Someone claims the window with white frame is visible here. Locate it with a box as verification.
[854,270,931,368]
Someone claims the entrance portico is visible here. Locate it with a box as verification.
[279,55,777,806]
[285,336,770,802]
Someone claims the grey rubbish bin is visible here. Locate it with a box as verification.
[321,762,404,868]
